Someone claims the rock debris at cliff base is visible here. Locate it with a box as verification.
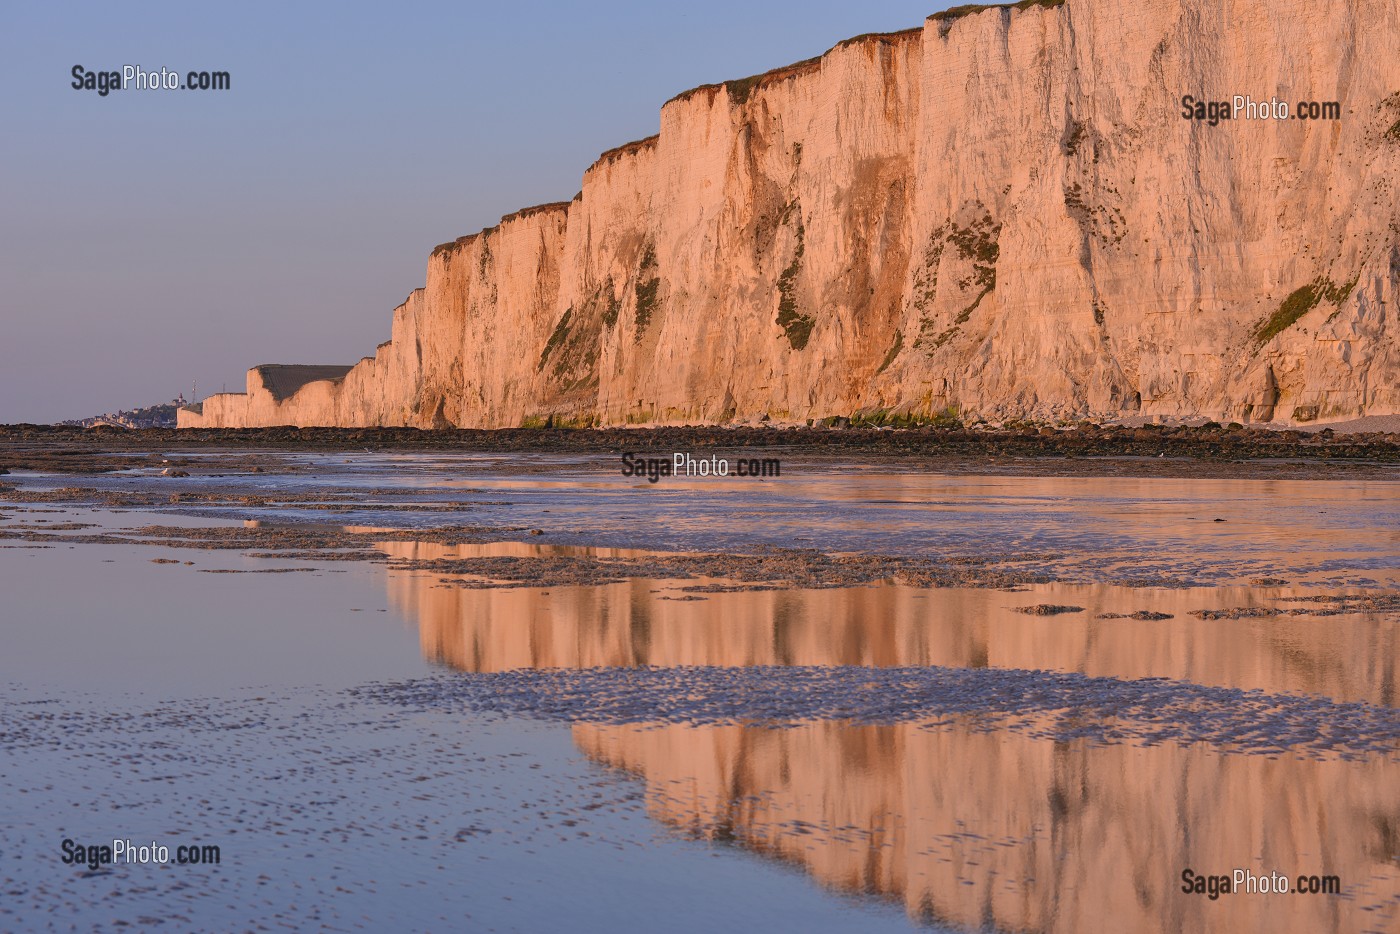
[4,424,1400,478]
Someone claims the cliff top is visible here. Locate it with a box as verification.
[661,0,1068,111]
[434,3,1069,265]
[587,136,660,175]
[499,201,572,225]
[430,235,478,259]
[665,57,823,110]
[430,202,573,260]
[927,0,1065,24]
[832,27,923,51]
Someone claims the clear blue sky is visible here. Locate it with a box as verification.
[0,1,938,423]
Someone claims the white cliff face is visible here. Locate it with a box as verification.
[179,0,1400,430]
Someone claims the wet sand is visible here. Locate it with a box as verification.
[1,450,1396,931]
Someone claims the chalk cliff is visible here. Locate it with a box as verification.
[180,0,1400,429]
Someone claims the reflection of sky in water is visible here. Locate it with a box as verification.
[0,685,922,933]
[0,508,927,931]
[0,508,425,694]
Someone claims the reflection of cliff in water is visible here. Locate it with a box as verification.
[381,538,1400,932]
[573,720,1399,933]
[381,540,1397,706]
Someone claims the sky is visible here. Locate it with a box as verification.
[0,1,939,424]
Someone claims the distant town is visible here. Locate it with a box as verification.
[58,395,189,429]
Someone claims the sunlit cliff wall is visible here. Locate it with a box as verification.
[181,0,1400,429]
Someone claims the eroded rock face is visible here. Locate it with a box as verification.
[179,0,1400,429]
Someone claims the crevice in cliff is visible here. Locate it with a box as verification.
[538,307,574,371]
[428,396,453,430]
[537,283,609,398]
[875,331,904,375]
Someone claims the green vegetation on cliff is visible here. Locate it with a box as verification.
[776,204,814,350]
[1253,277,1355,344]
[634,246,660,340]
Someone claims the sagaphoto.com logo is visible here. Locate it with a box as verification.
[1180,93,1340,126]
[71,64,230,97]
[621,452,782,484]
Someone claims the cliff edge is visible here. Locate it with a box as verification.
[181,0,1400,429]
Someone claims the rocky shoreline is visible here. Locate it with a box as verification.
[2,423,1399,477]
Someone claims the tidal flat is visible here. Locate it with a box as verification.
[1,443,1397,932]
